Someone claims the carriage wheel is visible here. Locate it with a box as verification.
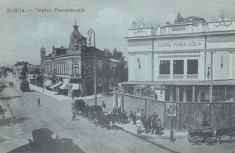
[192,136,201,145]
[206,137,215,146]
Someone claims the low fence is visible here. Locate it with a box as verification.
[114,93,235,130]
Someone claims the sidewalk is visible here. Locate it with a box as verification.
[115,121,189,153]
[29,84,103,101]
[0,97,13,120]
[116,122,187,139]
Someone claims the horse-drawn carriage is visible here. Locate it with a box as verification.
[73,100,106,124]
[188,126,235,145]
[188,127,215,145]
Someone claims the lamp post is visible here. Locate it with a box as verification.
[87,29,97,106]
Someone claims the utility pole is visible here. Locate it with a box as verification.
[87,29,97,105]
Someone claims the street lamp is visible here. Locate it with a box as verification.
[87,29,97,106]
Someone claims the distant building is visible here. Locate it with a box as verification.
[12,61,39,81]
[122,12,235,103]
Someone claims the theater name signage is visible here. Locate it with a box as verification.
[155,40,205,51]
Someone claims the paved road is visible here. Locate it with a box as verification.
[0,79,171,153]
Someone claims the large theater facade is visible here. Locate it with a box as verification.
[114,12,235,129]
[123,13,235,103]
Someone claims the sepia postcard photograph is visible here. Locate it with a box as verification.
[0,0,235,152]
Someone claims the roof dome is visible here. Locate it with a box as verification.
[69,23,82,49]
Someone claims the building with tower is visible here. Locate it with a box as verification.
[41,22,86,97]
[40,22,112,97]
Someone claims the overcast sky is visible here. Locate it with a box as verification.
[0,0,235,66]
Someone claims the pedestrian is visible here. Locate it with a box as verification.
[147,114,151,132]
[72,92,74,100]
[133,112,137,125]
[156,118,163,135]
[111,112,115,126]
[202,112,209,127]
[102,101,106,112]
[72,110,76,121]
[136,111,141,134]
[143,115,148,133]
[37,97,40,106]
[151,113,158,134]
[123,110,128,123]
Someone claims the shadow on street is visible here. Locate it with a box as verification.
[0,96,21,100]
[0,116,30,126]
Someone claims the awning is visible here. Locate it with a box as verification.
[45,80,53,87]
[71,84,80,91]
[59,79,70,90]
[44,80,49,86]
[49,82,62,89]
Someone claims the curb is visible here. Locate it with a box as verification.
[115,125,181,153]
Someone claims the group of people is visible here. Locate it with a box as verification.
[69,100,163,135]
[110,107,163,135]
[110,106,128,126]
[130,109,163,135]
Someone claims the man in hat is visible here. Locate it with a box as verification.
[37,97,40,106]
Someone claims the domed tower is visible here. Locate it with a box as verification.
[69,21,82,51]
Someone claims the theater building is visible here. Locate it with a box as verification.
[122,13,235,103]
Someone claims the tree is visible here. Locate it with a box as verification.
[113,62,128,84]
[112,47,124,61]
[175,12,184,23]
[97,57,112,94]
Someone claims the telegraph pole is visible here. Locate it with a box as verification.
[87,29,97,105]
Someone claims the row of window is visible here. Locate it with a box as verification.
[160,60,198,74]
[44,64,79,75]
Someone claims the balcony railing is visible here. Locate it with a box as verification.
[186,74,198,79]
[173,74,184,79]
[158,74,170,79]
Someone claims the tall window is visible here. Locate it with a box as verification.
[187,60,198,74]
[173,60,184,74]
[72,64,79,74]
[160,60,170,74]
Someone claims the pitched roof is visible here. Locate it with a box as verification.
[13,61,29,66]
[183,16,206,22]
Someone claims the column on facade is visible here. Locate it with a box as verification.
[166,27,169,34]
[170,59,173,79]
[197,87,201,102]
[58,64,60,74]
[209,85,213,102]
[64,63,66,74]
[209,51,214,102]
[145,54,148,81]
[184,59,187,79]
[176,86,179,102]
[229,51,233,79]
[183,86,187,102]
[131,55,135,81]
[169,86,174,102]
[192,86,195,102]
